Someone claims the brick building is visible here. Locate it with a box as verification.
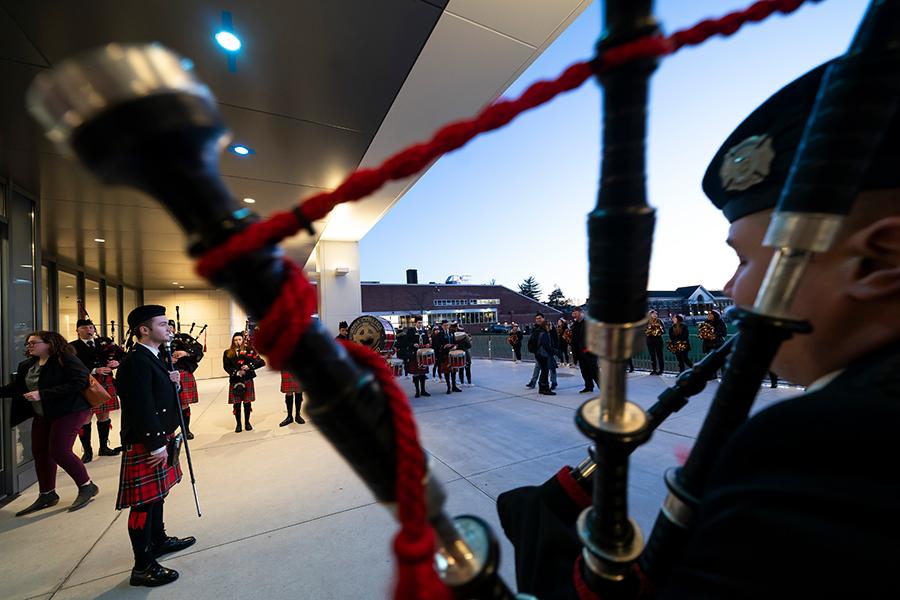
[360,283,562,330]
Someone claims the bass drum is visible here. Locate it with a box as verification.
[348,315,395,354]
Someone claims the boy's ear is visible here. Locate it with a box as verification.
[846,217,900,301]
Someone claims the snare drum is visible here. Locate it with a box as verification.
[348,315,396,354]
[448,350,467,369]
[387,358,404,377]
[416,347,436,366]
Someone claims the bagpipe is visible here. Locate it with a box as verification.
[171,306,207,364]
[24,0,900,597]
[94,335,126,368]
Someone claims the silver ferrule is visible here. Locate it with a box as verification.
[572,454,597,483]
[661,491,693,529]
[577,508,644,579]
[762,211,845,253]
[755,211,845,316]
[432,513,482,586]
[586,316,648,360]
[26,43,215,150]
[753,247,813,315]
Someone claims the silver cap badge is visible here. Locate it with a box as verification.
[720,134,775,192]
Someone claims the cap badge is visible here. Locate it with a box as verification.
[720,134,775,192]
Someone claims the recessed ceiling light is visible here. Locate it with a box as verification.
[243,197,256,204]
[179,286,185,289]
[215,31,242,52]
[65,285,73,288]
[20,264,32,268]
[172,282,179,285]
[230,145,253,156]
[92,287,99,290]
[94,238,106,243]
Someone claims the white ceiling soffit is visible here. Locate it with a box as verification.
[318,0,592,242]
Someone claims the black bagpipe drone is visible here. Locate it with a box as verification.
[24,0,900,597]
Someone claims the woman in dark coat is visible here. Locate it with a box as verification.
[1,331,98,515]
[699,309,729,379]
[668,314,694,373]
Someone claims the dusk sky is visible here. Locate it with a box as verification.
[359,0,869,304]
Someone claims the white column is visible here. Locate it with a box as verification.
[315,240,362,335]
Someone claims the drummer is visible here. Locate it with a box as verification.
[407,323,432,398]
[433,321,462,394]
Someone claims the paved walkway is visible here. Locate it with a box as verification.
[0,360,799,599]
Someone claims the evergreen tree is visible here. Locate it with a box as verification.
[547,286,570,309]
[518,276,542,301]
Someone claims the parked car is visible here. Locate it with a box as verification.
[481,324,511,334]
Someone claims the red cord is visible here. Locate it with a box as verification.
[194,2,816,599]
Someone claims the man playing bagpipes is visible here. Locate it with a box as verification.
[497,56,900,599]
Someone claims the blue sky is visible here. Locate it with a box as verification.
[360,0,869,303]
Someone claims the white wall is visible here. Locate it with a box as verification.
[142,289,246,380]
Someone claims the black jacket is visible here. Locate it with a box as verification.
[571,319,587,355]
[0,354,89,425]
[70,338,100,372]
[669,323,691,351]
[223,350,265,384]
[432,330,453,359]
[116,344,181,452]
[498,343,900,599]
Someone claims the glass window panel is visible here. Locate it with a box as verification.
[57,271,79,342]
[41,265,50,330]
[123,287,139,334]
[105,284,120,340]
[85,277,101,326]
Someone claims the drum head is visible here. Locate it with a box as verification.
[349,315,395,353]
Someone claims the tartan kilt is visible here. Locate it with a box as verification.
[438,357,455,375]
[280,371,302,394]
[228,378,256,404]
[92,373,120,413]
[179,371,199,408]
[115,440,182,509]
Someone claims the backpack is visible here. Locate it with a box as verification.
[527,330,540,354]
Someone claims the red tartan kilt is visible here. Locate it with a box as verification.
[115,440,182,509]
[92,373,120,413]
[228,378,256,403]
[280,371,302,394]
[179,371,199,408]
[438,357,455,375]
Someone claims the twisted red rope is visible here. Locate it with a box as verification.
[195,1,817,598]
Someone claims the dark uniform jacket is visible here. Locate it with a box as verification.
[116,344,180,452]
[498,344,900,599]
[668,323,691,350]
[70,338,99,372]
[432,330,453,360]
[1,354,89,425]
[571,319,587,355]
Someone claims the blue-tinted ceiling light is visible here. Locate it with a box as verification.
[215,31,242,52]
[230,145,252,156]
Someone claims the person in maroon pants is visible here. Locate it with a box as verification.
[1,331,98,515]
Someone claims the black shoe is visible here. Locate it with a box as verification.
[15,491,59,517]
[452,387,462,392]
[81,450,93,464]
[578,388,593,393]
[152,536,197,558]
[68,482,99,512]
[244,421,253,431]
[539,389,557,396]
[446,389,452,395]
[235,423,242,433]
[628,368,635,373]
[98,446,120,456]
[130,563,179,587]
[525,383,536,389]
[279,415,294,427]
[414,392,420,398]
[295,413,306,424]
[186,432,194,440]
[550,383,557,390]
[421,391,431,397]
